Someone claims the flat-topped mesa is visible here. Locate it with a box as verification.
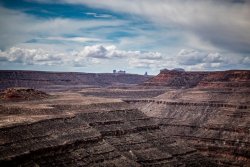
[143,69,250,88]
[143,69,207,88]
[0,70,152,91]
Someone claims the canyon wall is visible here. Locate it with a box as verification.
[125,92,250,166]
[143,70,250,88]
[0,69,249,166]
[0,103,216,167]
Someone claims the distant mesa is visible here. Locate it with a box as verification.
[172,68,185,72]
[0,87,49,101]
[0,70,151,90]
[113,69,126,74]
[160,68,169,73]
[160,68,185,73]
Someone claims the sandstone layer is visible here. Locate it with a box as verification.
[143,70,250,88]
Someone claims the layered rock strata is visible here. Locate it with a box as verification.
[0,106,216,166]
[143,70,250,88]
[126,99,250,166]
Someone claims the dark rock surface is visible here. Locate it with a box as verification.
[128,97,250,166]
[0,70,152,91]
[0,105,217,167]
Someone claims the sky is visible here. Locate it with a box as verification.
[0,0,250,74]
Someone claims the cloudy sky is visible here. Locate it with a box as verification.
[0,0,249,74]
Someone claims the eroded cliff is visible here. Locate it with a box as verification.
[126,88,250,166]
[143,70,250,88]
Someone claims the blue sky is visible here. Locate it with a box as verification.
[0,0,249,74]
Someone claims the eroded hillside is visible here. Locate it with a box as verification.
[143,69,250,88]
[0,92,216,166]
[0,70,249,166]
[126,70,250,166]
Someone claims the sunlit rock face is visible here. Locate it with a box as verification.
[143,70,250,88]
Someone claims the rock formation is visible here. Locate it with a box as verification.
[129,69,250,166]
[0,87,49,100]
[0,103,217,167]
[143,70,250,88]
[126,97,250,166]
[0,69,249,166]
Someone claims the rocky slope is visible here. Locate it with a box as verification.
[143,70,207,88]
[0,88,49,100]
[143,70,250,88]
[197,70,250,88]
[125,69,250,166]
[126,87,250,166]
[0,101,216,167]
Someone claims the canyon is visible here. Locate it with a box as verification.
[0,69,249,166]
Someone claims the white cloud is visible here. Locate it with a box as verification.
[205,53,224,63]
[136,51,162,60]
[0,7,126,50]
[50,0,250,53]
[0,45,248,71]
[1,2,249,72]
[126,50,164,69]
[174,48,250,71]
[0,47,63,65]
[85,12,113,18]
[176,49,225,66]
[128,58,163,69]
[75,45,163,60]
[46,37,100,43]
[241,56,250,65]
[0,45,163,67]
